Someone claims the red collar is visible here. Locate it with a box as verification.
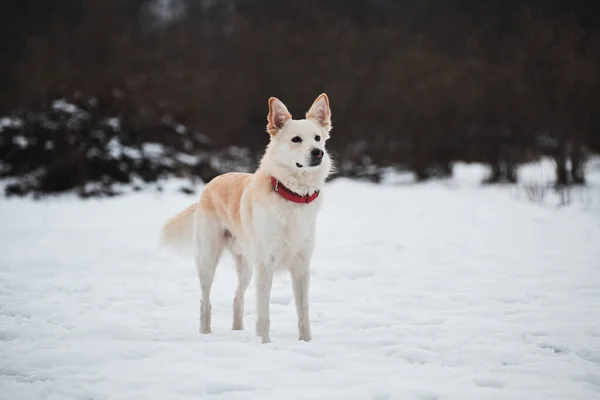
[271,177,320,204]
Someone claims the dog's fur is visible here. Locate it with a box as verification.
[161,94,333,343]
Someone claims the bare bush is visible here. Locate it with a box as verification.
[521,181,551,203]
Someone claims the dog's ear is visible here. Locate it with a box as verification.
[306,93,331,132]
[267,97,292,136]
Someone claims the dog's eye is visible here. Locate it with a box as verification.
[315,135,321,142]
[291,136,302,143]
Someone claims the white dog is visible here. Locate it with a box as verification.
[161,94,333,343]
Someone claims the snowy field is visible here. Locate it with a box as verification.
[1,160,600,400]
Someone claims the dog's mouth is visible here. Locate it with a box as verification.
[296,160,323,168]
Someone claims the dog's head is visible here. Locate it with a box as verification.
[265,93,332,175]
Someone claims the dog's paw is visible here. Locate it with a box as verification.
[200,326,212,334]
[298,334,312,342]
[256,320,271,343]
[261,336,271,344]
[232,322,244,331]
[255,318,269,335]
[298,324,312,342]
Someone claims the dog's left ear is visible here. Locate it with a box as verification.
[306,93,332,132]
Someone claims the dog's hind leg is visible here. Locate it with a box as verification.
[194,213,225,334]
[232,254,252,330]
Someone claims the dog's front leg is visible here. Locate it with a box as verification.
[255,266,273,344]
[291,266,312,342]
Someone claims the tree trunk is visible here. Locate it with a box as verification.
[555,144,569,186]
[570,142,586,185]
[505,160,518,183]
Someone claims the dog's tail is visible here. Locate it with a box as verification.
[160,203,197,252]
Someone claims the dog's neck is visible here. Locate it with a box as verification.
[258,157,329,197]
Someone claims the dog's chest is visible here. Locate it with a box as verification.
[266,205,315,242]
[251,203,318,265]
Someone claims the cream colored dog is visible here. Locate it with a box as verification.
[161,94,333,343]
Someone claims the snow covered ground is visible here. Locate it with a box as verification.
[1,161,600,400]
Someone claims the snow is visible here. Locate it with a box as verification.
[176,152,201,166]
[209,146,256,173]
[142,142,167,158]
[1,161,600,400]
[107,137,142,159]
[0,117,22,131]
[104,117,121,131]
[12,135,29,148]
[51,99,84,115]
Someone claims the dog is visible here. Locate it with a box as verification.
[161,94,333,343]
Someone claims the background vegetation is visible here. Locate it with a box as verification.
[1,0,599,197]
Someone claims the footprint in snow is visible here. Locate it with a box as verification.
[536,341,568,355]
[416,393,439,400]
[473,378,505,388]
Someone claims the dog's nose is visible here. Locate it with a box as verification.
[311,148,324,159]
